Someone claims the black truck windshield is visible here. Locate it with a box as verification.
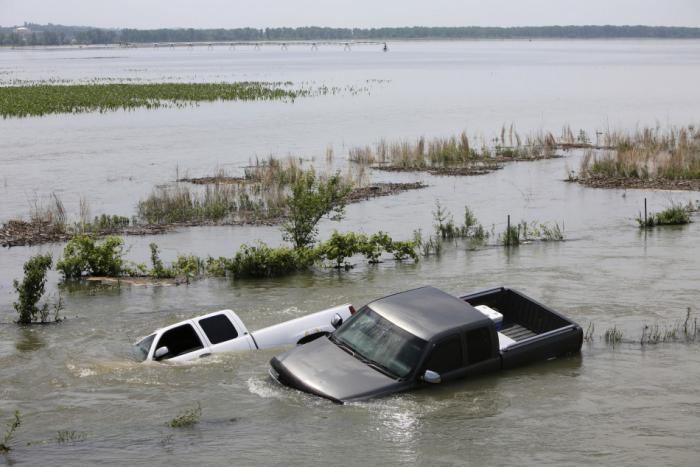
[334,307,426,378]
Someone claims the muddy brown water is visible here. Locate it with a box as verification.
[1,40,700,465]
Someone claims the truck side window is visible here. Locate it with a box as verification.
[425,335,463,374]
[154,324,203,360]
[465,327,492,364]
[199,314,238,345]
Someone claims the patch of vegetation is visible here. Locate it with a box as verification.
[637,204,692,228]
[0,82,305,118]
[358,231,393,264]
[0,411,21,453]
[56,430,87,444]
[319,231,364,269]
[13,254,63,324]
[80,214,131,233]
[574,125,700,188]
[56,235,125,279]
[348,126,560,174]
[227,242,314,279]
[604,326,623,347]
[168,403,202,428]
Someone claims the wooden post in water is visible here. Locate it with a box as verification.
[644,198,647,226]
[506,214,511,246]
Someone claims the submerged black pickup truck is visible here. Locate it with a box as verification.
[269,286,583,403]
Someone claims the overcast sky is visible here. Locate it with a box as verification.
[2,0,699,29]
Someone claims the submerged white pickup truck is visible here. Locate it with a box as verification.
[134,304,354,363]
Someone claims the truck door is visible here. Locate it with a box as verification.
[197,313,254,353]
[463,326,501,375]
[152,323,210,362]
[423,334,465,383]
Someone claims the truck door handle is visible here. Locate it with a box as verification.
[199,353,211,358]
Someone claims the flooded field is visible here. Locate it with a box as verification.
[1,40,700,465]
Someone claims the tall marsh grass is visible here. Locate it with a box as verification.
[348,127,559,170]
[579,125,700,180]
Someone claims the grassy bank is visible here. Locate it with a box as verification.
[573,125,700,190]
[0,82,306,118]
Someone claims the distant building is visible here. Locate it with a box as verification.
[15,26,31,36]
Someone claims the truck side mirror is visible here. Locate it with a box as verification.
[422,370,441,384]
[331,313,343,329]
[154,346,169,360]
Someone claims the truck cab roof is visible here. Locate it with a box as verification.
[368,286,491,341]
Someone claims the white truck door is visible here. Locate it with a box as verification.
[151,322,211,362]
[196,312,255,354]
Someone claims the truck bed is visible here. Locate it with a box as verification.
[462,287,583,368]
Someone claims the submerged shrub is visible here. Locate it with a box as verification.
[56,235,125,279]
[359,231,393,263]
[0,411,21,453]
[205,256,232,277]
[390,240,419,261]
[13,254,52,324]
[319,231,364,268]
[228,242,315,279]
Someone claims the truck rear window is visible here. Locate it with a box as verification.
[199,314,238,345]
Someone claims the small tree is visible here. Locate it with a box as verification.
[281,170,352,249]
[13,254,52,324]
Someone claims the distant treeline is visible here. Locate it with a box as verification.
[3,23,700,46]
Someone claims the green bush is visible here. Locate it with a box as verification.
[228,242,315,279]
[205,256,232,277]
[319,231,365,268]
[13,254,53,324]
[56,235,125,279]
[390,240,419,261]
[359,231,393,263]
[172,255,205,281]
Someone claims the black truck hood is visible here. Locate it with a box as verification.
[270,337,406,403]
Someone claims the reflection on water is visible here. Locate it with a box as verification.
[14,326,45,352]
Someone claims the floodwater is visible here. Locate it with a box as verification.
[1,40,700,465]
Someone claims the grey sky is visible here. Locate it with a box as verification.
[2,0,699,29]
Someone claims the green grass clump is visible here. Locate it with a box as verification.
[637,204,692,228]
[0,82,305,118]
[168,403,201,428]
[56,430,86,444]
